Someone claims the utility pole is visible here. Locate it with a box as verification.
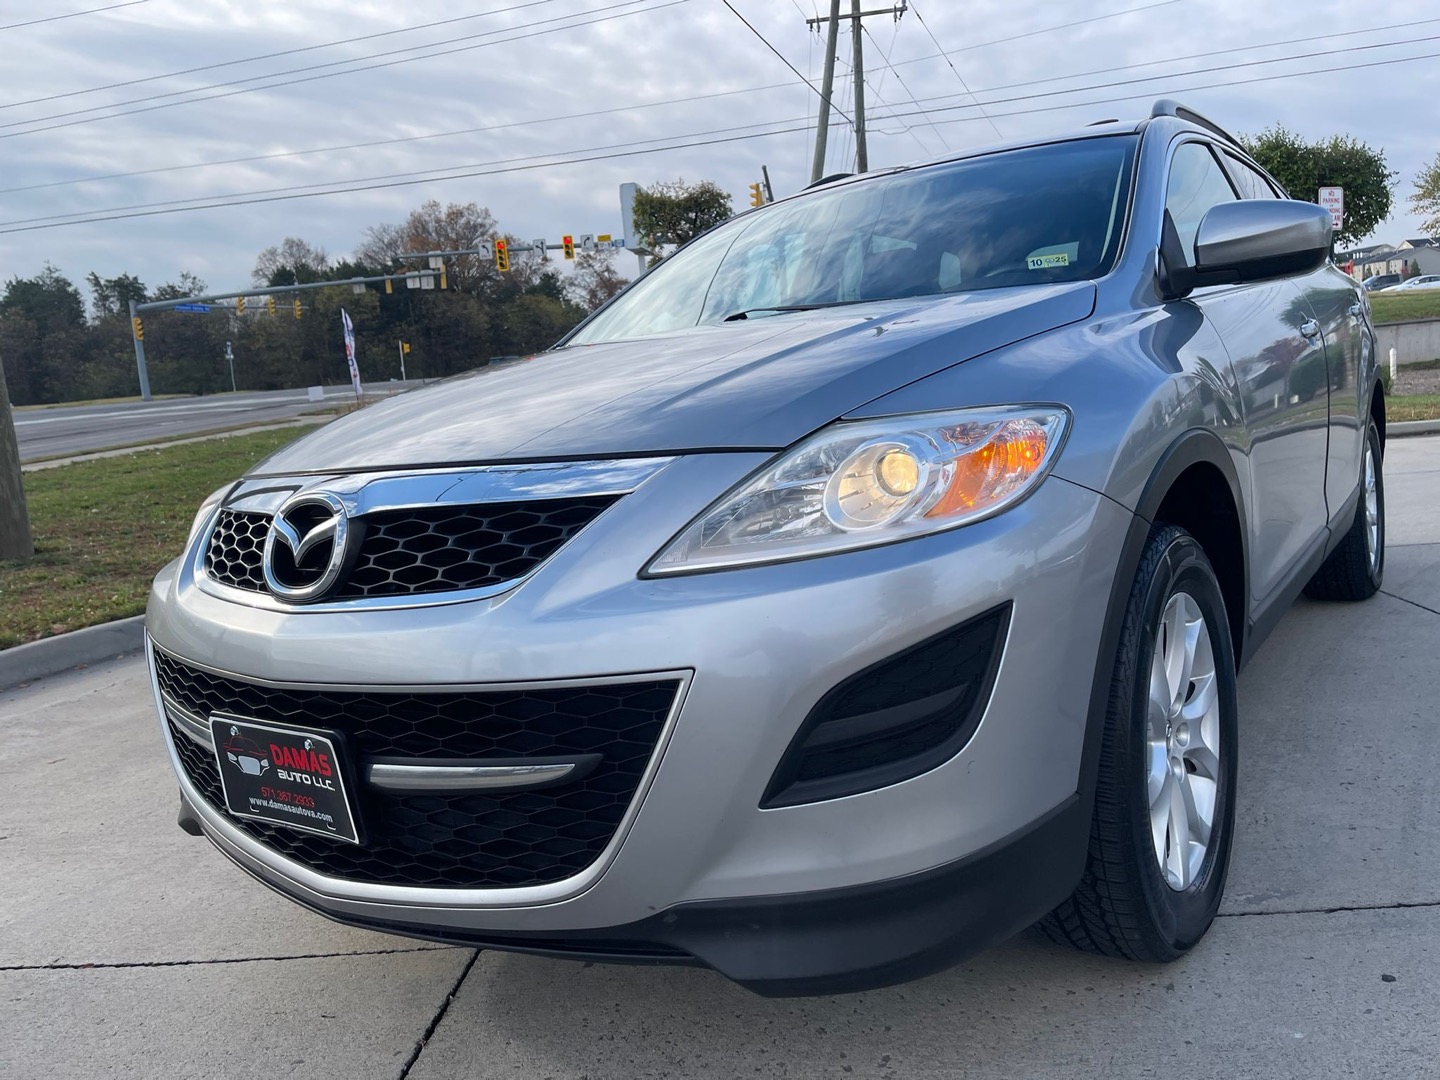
[225,341,236,393]
[851,0,868,172]
[0,353,34,561]
[810,0,842,185]
[806,1,906,180]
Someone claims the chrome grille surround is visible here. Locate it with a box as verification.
[190,457,673,612]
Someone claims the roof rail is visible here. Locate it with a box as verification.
[1150,99,1242,148]
[805,172,853,190]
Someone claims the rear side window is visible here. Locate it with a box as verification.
[1166,142,1237,266]
[1223,152,1279,200]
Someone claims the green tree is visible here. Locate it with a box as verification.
[631,179,733,262]
[1411,153,1440,240]
[1242,126,1396,247]
[0,265,86,404]
[85,272,148,318]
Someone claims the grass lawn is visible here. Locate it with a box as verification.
[0,428,302,649]
[1390,394,1440,422]
[1369,291,1440,324]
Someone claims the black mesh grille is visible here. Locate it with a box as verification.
[339,496,618,599]
[201,496,617,599]
[204,510,269,590]
[762,605,1010,808]
[156,650,678,888]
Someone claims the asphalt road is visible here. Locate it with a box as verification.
[2,435,1438,1080]
[12,382,425,462]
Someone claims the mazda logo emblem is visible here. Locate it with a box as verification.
[262,491,351,602]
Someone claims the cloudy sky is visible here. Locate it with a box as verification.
[0,0,1435,302]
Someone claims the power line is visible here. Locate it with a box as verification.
[721,0,853,125]
[7,31,1439,232]
[869,42,1440,132]
[890,0,1188,68]
[3,115,819,227]
[9,14,1431,195]
[0,124,818,236]
[957,14,1440,98]
[860,24,950,153]
[0,0,685,138]
[0,0,147,32]
[0,80,798,196]
[906,0,1001,138]
[0,0,562,111]
[875,30,1440,126]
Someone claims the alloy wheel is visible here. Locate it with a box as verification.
[1364,441,1380,575]
[1146,591,1222,891]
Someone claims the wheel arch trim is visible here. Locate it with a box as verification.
[1077,428,1249,815]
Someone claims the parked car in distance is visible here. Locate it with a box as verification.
[1382,274,1440,291]
[148,99,1385,997]
[1362,273,1401,292]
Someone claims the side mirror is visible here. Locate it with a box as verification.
[1161,200,1333,299]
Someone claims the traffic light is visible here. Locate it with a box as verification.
[384,277,393,294]
[495,239,510,273]
[562,235,575,260]
[749,182,764,208]
[293,298,302,319]
[131,316,143,341]
[439,268,448,290]
[236,296,245,315]
[267,297,276,316]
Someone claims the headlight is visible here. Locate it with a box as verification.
[185,483,235,550]
[646,405,1068,574]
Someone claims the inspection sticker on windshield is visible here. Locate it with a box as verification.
[1027,252,1071,270]
[209,716,361,844]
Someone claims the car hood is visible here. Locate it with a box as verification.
[252,282,1095,475]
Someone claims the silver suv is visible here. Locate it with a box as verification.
[148,101,1385,996]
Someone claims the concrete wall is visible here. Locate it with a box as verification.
[1376,319,1440,366]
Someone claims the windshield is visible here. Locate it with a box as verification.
[570,135,1137,346]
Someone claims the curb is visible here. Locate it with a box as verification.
[1391,419,1440,438]
[0,616,146,690]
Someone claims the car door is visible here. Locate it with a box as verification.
[1165,139,1330,606]
[1222,150,1368,527]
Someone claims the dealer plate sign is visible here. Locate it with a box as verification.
[209,716,361,844]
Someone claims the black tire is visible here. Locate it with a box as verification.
[1303,417,1384,601]
[1041,524,1239,961]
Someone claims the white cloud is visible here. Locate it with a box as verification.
[0,0,1435,295]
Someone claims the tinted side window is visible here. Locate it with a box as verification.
[1166,142,1237,266]
[1223,152,1278,200]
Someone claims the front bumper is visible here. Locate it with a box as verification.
[149,453,1132,991]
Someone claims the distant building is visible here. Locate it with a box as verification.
[1351,238,1440,281]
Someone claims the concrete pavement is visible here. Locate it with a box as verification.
[14,381,424,462]
[2,435,1437,1079]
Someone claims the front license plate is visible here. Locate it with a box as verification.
[209,715,361,845]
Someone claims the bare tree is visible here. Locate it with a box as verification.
[251,238,330,287]
[568,249,629,311]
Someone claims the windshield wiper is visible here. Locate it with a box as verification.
[722,299,873,322]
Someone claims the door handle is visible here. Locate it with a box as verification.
[1299,319,1320,339]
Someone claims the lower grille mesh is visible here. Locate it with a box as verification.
[158,651,678,889]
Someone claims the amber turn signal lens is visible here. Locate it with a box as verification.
[926,421,1050,518]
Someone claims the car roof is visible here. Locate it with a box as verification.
[799,100,1254,198]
